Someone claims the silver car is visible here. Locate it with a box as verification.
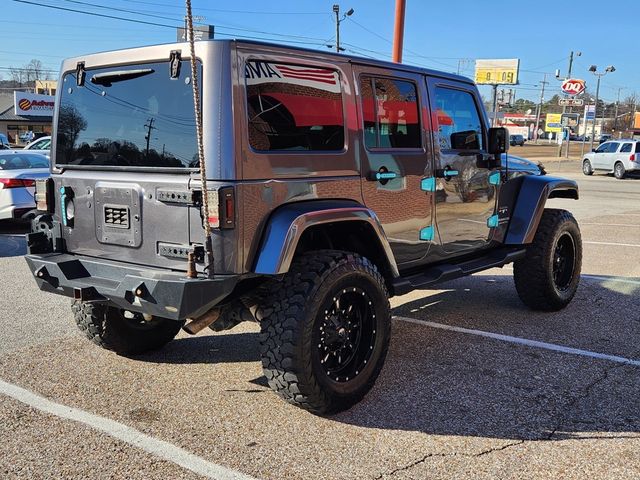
[0,152,50,220]
[583,139,640,179]
[23,135,51,158]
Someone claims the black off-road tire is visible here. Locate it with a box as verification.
[582,159,593,176]
[72,302,184,355]
[258,250,391,414]
[513,209,582,311]
[614,162,625,179]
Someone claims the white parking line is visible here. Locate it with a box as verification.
[584,241,640,248]
[581,223,640,227]
[0,379,255,480]
[583,274,640,285]
[394,316,640,367]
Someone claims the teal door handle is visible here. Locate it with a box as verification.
[443,169,459,177]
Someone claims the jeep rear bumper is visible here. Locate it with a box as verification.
[25,253,239,320]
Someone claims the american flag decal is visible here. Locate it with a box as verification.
[275,65,337,85]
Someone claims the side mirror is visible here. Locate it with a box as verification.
[591,149,596,153]
[488,127,509,156]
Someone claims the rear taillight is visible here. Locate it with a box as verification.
[630,154,636,162]
[0,178,35,189]
[35,178,54,212]
[219,186,235,229]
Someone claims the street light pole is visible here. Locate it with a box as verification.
[588,65,615,151]
[332,4,354,53]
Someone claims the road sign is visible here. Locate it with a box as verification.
[474,59,520,85]
[584,104,595,121]
[561,113,580,128]
[545,113,563,133]
[559,98,584,106]
[561,78,586,95]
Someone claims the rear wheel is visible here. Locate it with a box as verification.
[72,302,184,355]
[513,209,582,311]
[582,159,593,176]
[258,250,391,414]
[614,162,626,179]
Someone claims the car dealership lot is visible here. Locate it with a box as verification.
[0,162,638,480]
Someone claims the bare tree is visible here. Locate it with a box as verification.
[9,59,49,87]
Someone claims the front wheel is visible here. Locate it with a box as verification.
[614,162,626,179]
[72,302,184,355]
[582,159,593,176]
[258,251,391,414]
[513,209,582,311]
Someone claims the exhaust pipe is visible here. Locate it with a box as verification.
[183,308,221,335]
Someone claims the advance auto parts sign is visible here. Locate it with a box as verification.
[14,91,55,117]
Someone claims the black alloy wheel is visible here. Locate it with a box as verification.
[552,232,576,292]
[315,286,377,383]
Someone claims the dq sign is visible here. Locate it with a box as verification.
[14,91,55,117]
[561,78,586,96]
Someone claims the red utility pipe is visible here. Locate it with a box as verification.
[392,0,406,63]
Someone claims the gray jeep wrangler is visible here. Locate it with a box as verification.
[25,40,581,414]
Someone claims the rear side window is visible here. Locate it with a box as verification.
[360,76,421,149]
[620,143,632,153]
[434,87,484,150]
[636,143,640,153]
[245,61,344,151]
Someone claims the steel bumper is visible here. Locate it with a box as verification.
[24,253,239,320]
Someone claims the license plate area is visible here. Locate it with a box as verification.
[95,183,141,247]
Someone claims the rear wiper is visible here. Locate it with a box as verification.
[90,68,155,87]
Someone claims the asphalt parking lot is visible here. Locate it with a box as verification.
[0,161,638,479]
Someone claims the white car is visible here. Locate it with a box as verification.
[0,152,50,220]
[583,140,640,179]
[23,135,51,158]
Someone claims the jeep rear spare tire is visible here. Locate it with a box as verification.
[72,302,184,355]
[258,250,391,414]
[513,209,582,311]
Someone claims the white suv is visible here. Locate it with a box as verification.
[583,140,640,179]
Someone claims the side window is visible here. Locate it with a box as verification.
[360,76,421,149]
[434,87,484,150]
[620,143,632,153]
[244,60,344,152]
[595,143,609,153]
[609,142,620,153]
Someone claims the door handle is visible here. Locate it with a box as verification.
[435,166,459,179]
[368,167,398,184]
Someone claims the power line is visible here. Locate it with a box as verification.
[12,0,179,28]
[119,0,328,15]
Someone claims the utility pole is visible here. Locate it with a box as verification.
[144,117,156,156]
[332,4,354,53]
[491,84,499,127]
[533,73,548,143]
[555,51,581,158]
[392,0,406,63]
[588,65,615,151]
[613,87,625,134]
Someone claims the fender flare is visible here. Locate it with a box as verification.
[505,175,579,245]
[253,200,399,277]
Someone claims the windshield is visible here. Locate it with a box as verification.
[55,61,199,169]
[0,153,49,170]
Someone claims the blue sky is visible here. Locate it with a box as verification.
[2,0,636,103]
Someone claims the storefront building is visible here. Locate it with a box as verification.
[0,92,54,145]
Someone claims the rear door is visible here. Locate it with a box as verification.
[425,77,498,255]
[591,142,611,169]
[52,59,203,270]
[353,65,434,267]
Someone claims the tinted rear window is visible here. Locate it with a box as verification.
[0,153,49,170]
[56,61,199,168]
